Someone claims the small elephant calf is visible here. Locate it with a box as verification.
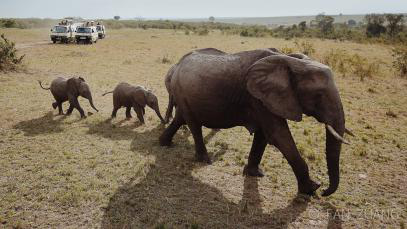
[38,76,98,118]
[103,82,165,124]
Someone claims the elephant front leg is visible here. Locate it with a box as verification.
[244,130,267,177]
[268,119,320,195]
[133,105,145,124]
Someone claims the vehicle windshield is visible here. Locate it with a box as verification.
[96,26,102,31]
[53,26,67,33]
[77,27,92,33]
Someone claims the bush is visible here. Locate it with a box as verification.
[322,49,348,73]
[239,27,269,37]
[280,46,295,54]
[197,27,209,36]
[293,40,315,56]
[348,54,381,81]
[0,34,25,72]
[391,47,407,78]
[322,49,380,80]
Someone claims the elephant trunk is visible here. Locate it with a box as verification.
[153,104,165,124]
[322,115,345,196]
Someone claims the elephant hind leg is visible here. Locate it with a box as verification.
[125,107,132,119]
[180,104,211,164]
[111,106,119,118]
[66,103,74,115]
[187,121,211,164]
[159,109,185,146]
[57,102,64,115]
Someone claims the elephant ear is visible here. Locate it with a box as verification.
[246,55,302,121]
[67,78,80,96]
[133,88,147,107]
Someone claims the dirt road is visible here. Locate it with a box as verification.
[15,41,50,49]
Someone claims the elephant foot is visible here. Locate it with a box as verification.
[159,134,172,146]
[243,165,264,177]
[298,179,321,196]
[196,152,212,164]
[52,102,58,109]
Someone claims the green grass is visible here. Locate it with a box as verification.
[0,28,406,228]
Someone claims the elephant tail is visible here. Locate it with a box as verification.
[102,91,113,96]
[38,80,50,90]
[164,94,175,124]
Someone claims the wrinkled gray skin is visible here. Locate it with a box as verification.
[160,48,346,196]
[164,48,228,123]
[103,82,165,124]
[38,77,98,118]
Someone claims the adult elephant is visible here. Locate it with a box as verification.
[159,48,350,196]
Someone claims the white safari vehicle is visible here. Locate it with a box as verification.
[50,20,81,43]
[75,22,99,44]
[96,23,106,39]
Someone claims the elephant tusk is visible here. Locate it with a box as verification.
[326,125,350,145]
[345,128,355,137]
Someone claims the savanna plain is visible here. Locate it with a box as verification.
[0,28,406,228]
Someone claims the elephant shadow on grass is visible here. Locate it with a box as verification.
[86,118,148,141]
[13,111,69,136]
[100,128,341,228]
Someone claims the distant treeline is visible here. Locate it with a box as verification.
[0,18,58,29]
[1,13,406,44]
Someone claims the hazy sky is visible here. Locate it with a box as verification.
[1,0,406,19]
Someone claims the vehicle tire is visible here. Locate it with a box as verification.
[52,39,56,44]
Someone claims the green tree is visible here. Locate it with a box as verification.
[298,21,307,31]
[365,14,386,37]
[316,14,334,35]
[347,19,357,27]
[385,14,405,39]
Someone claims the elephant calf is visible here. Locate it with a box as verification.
[103,82,165,124]
[38,76,98,118]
